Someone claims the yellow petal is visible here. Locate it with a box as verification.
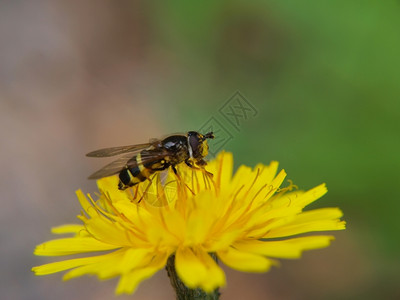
[82,215,133,247]
[257,161,279,184]
[32,250,124,275]
[231,165,253,191]
[97,176,118,193]
[118,248,156,272]
[116,268,157,295]
[175,247,225,291]
[197,250,226,292]
[184,192,219,245]
[96,176,132,204]
[265,208,346,238]
[34,237,121,256]
[246,205,302,235]
[204,229,241,252]
[217,247,275,273]
[175,247,207,288]
[63,248,154,280]
[144,210,183,248]
[115,252,168,294]
[296,184,328,207]
[76,190,97,218]
[248,161,280,206]
[271,220,346,238]
[290,207,343,224]
[214,151,233,192]
[51,224,85,235]
[267,169,287,199]
[234,235,335,259]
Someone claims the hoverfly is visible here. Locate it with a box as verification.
[87,131,215,190]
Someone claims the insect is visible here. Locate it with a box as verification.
[86,131,215,190]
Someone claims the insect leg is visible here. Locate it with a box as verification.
[185,159,213,178]
[171,165,178,174]
[185,159,201,170]
[195,159,208,167]
[138,177,153,203]
[129,185,139,202]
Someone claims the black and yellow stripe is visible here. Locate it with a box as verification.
[118,152,167,190]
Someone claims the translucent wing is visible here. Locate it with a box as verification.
[87,149,169,180]
[86,142,157,157]
[88,154,135,179]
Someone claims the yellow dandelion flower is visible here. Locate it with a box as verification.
[32,152,345,296]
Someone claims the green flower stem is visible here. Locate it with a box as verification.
[166,254,220,300]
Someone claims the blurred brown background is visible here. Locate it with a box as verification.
[1,1,399,299]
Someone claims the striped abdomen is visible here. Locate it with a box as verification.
[118,151,168,190]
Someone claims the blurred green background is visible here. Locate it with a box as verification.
[1,1,399,299]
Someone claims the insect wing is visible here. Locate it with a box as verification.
[88,153,136,179]
[87,149,169,180]
[86,142,157,157]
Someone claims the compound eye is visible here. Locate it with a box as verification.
[189,135,201,157]
[189,136,199,150]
